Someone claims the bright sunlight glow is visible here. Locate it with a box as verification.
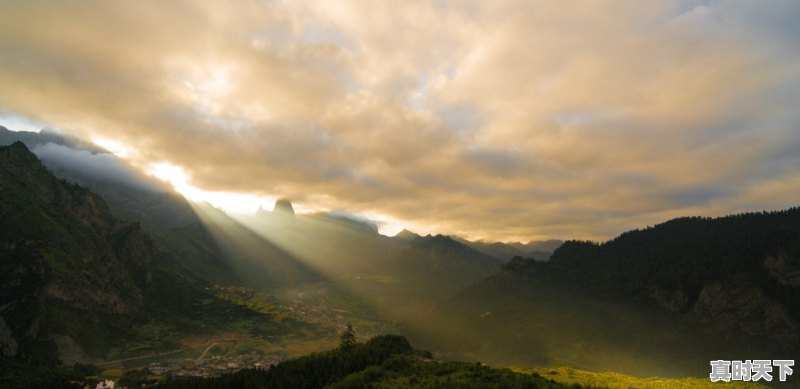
[182,64,233,116]
[145,162,416,236]
[145,162,278,215]
[91,137,131,158]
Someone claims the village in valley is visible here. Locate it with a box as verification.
[153,351,283,380]
[74,285,391,388]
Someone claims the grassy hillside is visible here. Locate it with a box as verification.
[156,335,585,389]
[514,367,765,389]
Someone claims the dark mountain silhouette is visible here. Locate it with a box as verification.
[511,239,564,254]
[0,128,325,290]
[410,208,800,378]
[0,128,508,295]
[0,142,193,363]
[236,212,501,316]
[323,234,504,321]
[452,236,563,261]
[387,235,501,299]
[393,228,421,242]
[272,198,296,216]
[0,143,307,368]
[0,127,244,285]
[546,210,800,351]
[10,126,798,386]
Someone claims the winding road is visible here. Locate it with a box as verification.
[196,342,218,362]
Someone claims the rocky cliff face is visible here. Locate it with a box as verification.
[764,253,800,288]
[0,127,243,287]
[693,280,799,352]
[640,260,800,354]
[0,142,158,363]
[645,253,800,353]
[540,210,800,356]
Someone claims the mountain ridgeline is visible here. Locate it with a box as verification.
[387,234,501,300]
[548,210,800,351]
[0,139,504,367]
[0,142,313,368]
[0,141,159,363]
[0,126,509,296]
[0,125,245,286]
[3,127,800,386]
[412,208,800,377]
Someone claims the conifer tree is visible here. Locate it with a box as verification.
[339,323,356,350]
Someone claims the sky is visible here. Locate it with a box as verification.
[0,0,799,241]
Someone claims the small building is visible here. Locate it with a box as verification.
[95,380,115,389]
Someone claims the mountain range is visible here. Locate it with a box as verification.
[0,136,504,369]
[2,126,799,387]
[1,140,180,363]
[410,209,800,377]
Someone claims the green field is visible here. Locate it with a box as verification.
[514,367,767,389]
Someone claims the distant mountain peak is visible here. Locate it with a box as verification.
[394,228,421,241]
[273,198,295,216]
[2,141,37,160]
[0,142,60,193]
[414,234,469,251]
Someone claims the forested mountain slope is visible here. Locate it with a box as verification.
[411,208,800,377]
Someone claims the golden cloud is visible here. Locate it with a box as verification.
[1,0,798,241]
